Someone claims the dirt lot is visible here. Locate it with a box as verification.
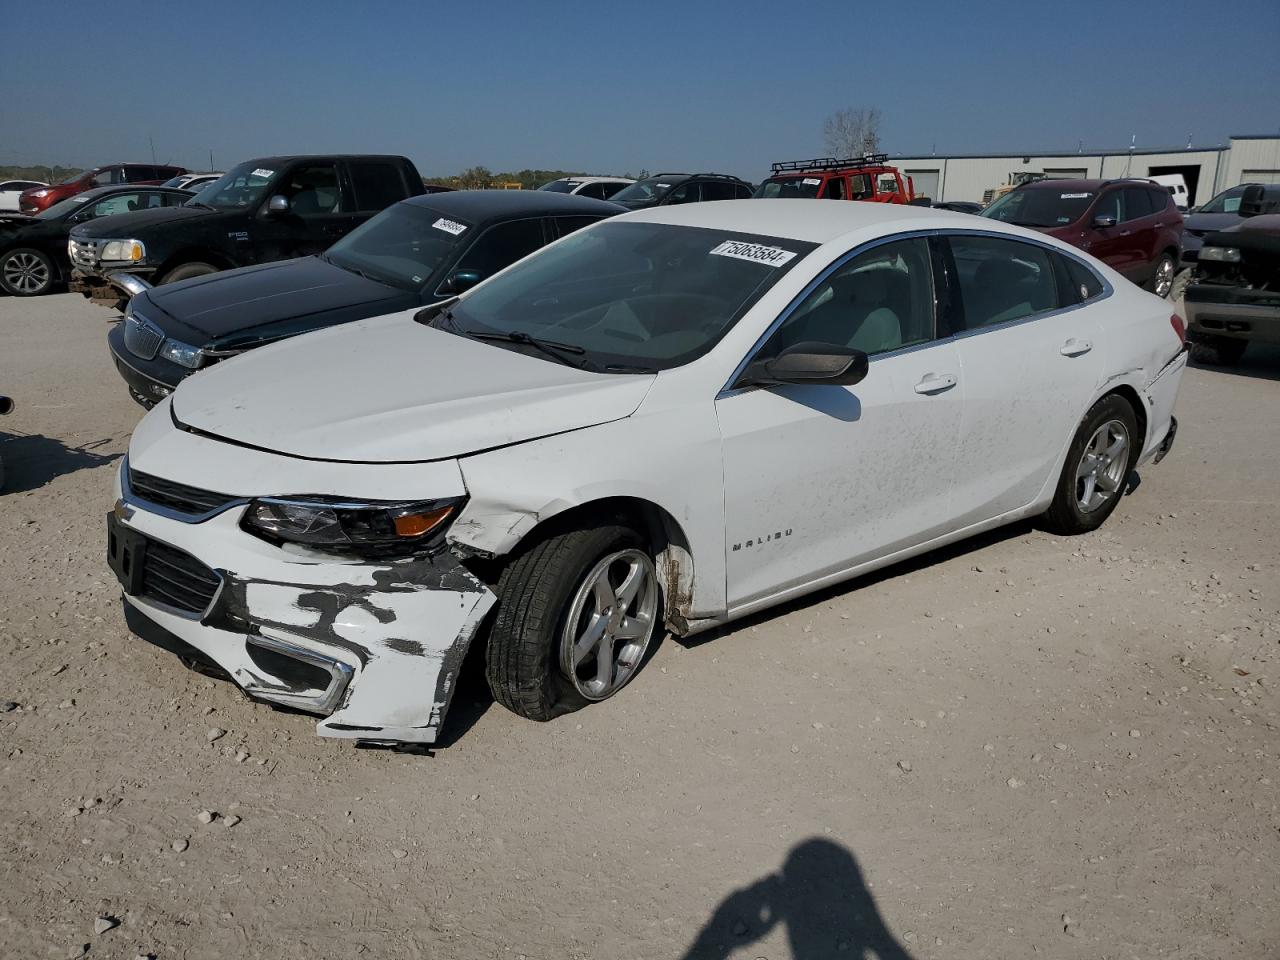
[1,292,1277,960]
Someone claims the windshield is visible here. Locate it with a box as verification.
[610,178,677,204]
[982,188,1095,227]
[324,202,469,291]
[754,177,823,199]
[187,162,276,210]
[35,192,96,220]
[441,221,815,372]
[58,170,89,185]
[161,174,190,188]
[539,179,577,193]
[1198,186,1247,214]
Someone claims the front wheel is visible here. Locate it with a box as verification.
[0,248,55,296]
[159,262,218,285]
[485,524,661,721]
[1042,395,1139,535]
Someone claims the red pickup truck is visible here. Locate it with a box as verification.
[753,154,917,204]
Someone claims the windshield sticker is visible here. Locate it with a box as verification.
[1060,192,1092,199]
[432,217,467,236]
[802,178,822,186]
[251,168,274,179]
[709,240,798,267]
[71,195,91,203]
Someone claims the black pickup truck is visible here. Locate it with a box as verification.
[68,155,424,307]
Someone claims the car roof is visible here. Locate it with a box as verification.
[554,176,634,184]
[73,184,193,201]
[1019,178,1164,192]
[240,155,412,166]
[619,198,990,243]
[402,188,624,222]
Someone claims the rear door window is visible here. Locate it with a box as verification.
[576,182,607,200]
[700,181,738,201]
[550,216,603,240]
[666,181,701,204]
[1147,188,1170,214]
[347,161,406,212]
[948,234,1062,329]
[124,166,156,183]
[1122,187,1153,221]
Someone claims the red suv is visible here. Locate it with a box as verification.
[982,178,1183,297]
[754,154,916,204]
[19,163,187,214]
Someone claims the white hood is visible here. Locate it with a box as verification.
[171,310,655,463]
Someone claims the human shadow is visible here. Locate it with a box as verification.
[0,433,120,493]
[682,838,914,959]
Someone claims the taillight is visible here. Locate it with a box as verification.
[1170,313,1186,345]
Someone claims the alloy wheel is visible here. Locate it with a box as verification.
[2,251,50,294]
[559,548,658,700]
[1076,419,1129,513]
[1154,257,1175,298]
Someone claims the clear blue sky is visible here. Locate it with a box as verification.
[2,0,1277,179]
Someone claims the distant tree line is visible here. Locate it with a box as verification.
[0,164,81,184]
[423,166,643,190]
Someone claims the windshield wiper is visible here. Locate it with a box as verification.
[466,329,589,367]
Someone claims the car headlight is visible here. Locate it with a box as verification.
[159,339,205,369]
[32,189,49,198]
[1199,246,1241,263]
[241,496,464,556]
[101,239,146,262]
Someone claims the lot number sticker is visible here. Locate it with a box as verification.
[709,240,797,267]
[1060,192,1091,199]
[433,217,467,236]
[802,178,822,185]
[251,168,275,179]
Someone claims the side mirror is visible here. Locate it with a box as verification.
[266,195,290,214]
[443,269,483,294]
[1239,184,1270,218]
[739,343,869,389]
[1092,214,1117,228]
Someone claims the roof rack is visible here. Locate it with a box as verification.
[649,172,746,182]
[770,154,890,174]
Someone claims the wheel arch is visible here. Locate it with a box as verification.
[455,494,698,634]
[155,247,235,277]
[1101,383,1148,456]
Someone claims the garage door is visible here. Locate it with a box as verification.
[1043,168,1088,179]
[1242,169,1280,185]
[905,169,939,201]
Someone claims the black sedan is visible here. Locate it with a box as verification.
[0,186,191,296]
[108,190,623,406]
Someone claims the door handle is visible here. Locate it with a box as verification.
[914,373,957,395]
[1060,338,1093,357]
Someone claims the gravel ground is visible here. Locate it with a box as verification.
[1,292,1277,960]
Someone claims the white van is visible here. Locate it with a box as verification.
[1149,174,1190,210]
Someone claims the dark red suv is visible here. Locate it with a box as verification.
[982,179,1184,297]
[19,163,187,214]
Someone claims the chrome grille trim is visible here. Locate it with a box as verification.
[122,457,247,523]
[123,312,164,360]
[68,236,99,270]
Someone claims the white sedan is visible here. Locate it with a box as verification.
[109,201,1187,744]
[0,179,47,212]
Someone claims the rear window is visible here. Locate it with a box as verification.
[348,162,407,211]
[1122,187,1153,221]
[753,177,822,199]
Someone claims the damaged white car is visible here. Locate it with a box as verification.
[109,201,1187,744]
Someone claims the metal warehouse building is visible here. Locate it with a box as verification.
[890,134,1280,206]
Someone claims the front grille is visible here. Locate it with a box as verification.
[123,312,164,360]
[128,466,241,517]
[68,236,99,269]
[140,539,221,615]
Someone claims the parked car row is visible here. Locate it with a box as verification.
[17,163,188,214]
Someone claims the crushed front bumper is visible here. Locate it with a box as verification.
[1184,284,1280,344]
[110,467,496,745]
[71,266,156,308]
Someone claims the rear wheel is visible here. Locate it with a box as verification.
[485,524,661,721]
[1042,394,1139,535]
[1190,336,1247,366]
[0,248,55,296]
[159,261,218,285]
